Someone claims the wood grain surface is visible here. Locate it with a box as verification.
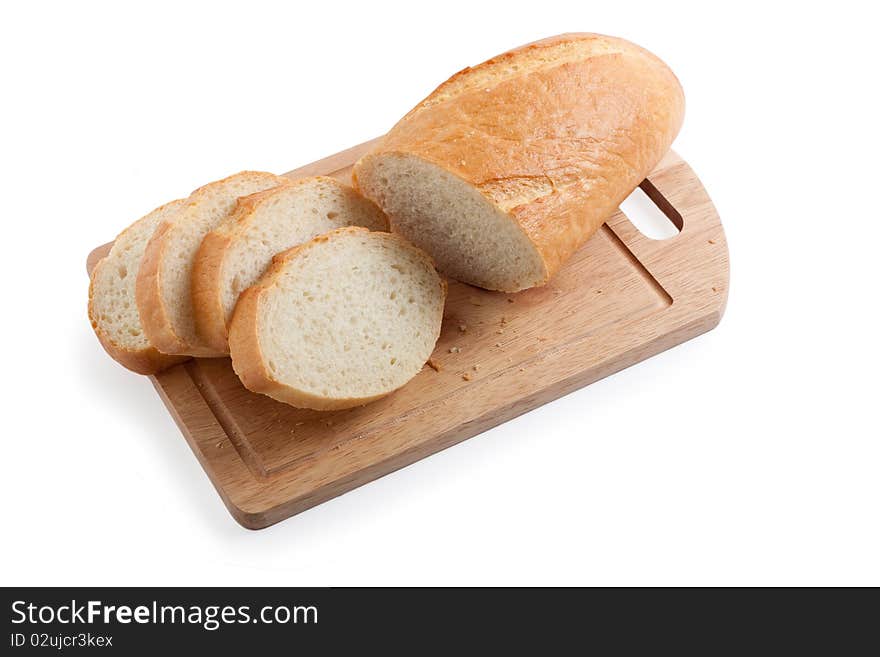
[86,140,729,529]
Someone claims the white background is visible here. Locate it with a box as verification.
[2,1,877,586]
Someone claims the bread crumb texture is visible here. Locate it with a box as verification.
[214,177,387,325]
[90,199,187,372]
[241,228,445,408]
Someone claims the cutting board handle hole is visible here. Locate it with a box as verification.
[620,179,683,240]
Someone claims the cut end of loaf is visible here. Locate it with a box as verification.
[353,32,685,294]
[354,153,546,292]
[229,227,445,411]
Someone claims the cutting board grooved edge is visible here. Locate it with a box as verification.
[185,360,270,480]
[602,223,673,306]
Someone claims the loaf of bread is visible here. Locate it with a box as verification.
[353,33,685,292]
[228,227,446,410]
[136,171,287,357]
[89,200,190,374]
[192,176,389,354]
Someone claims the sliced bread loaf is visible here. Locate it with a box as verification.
[192,176,388,354]
[89,200,189,374]
[136,171,287,357]
[353,33,685,292]
[228,227,446,410]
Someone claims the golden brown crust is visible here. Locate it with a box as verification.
[353,33,685,290]
[228,227,446,411]
[136,219,192,355]
[226,277,272,398]
[191,229,236,354]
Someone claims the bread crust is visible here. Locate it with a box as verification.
[228,227,446,411]
[353,33,685,291]
[136,218,195,355]
[191,228,238,354]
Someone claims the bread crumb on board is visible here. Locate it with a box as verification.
[448,346,462,353]
[426,358,442,372]
[462,372,473,381]
[458,323,467,332]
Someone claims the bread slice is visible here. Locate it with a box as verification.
[353,33,685,292]
[136,171,287,357]
[89,200,189,374]
[229,227,446,411]
[192,176,388,354]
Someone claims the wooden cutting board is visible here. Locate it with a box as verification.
[86,139,728,529]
